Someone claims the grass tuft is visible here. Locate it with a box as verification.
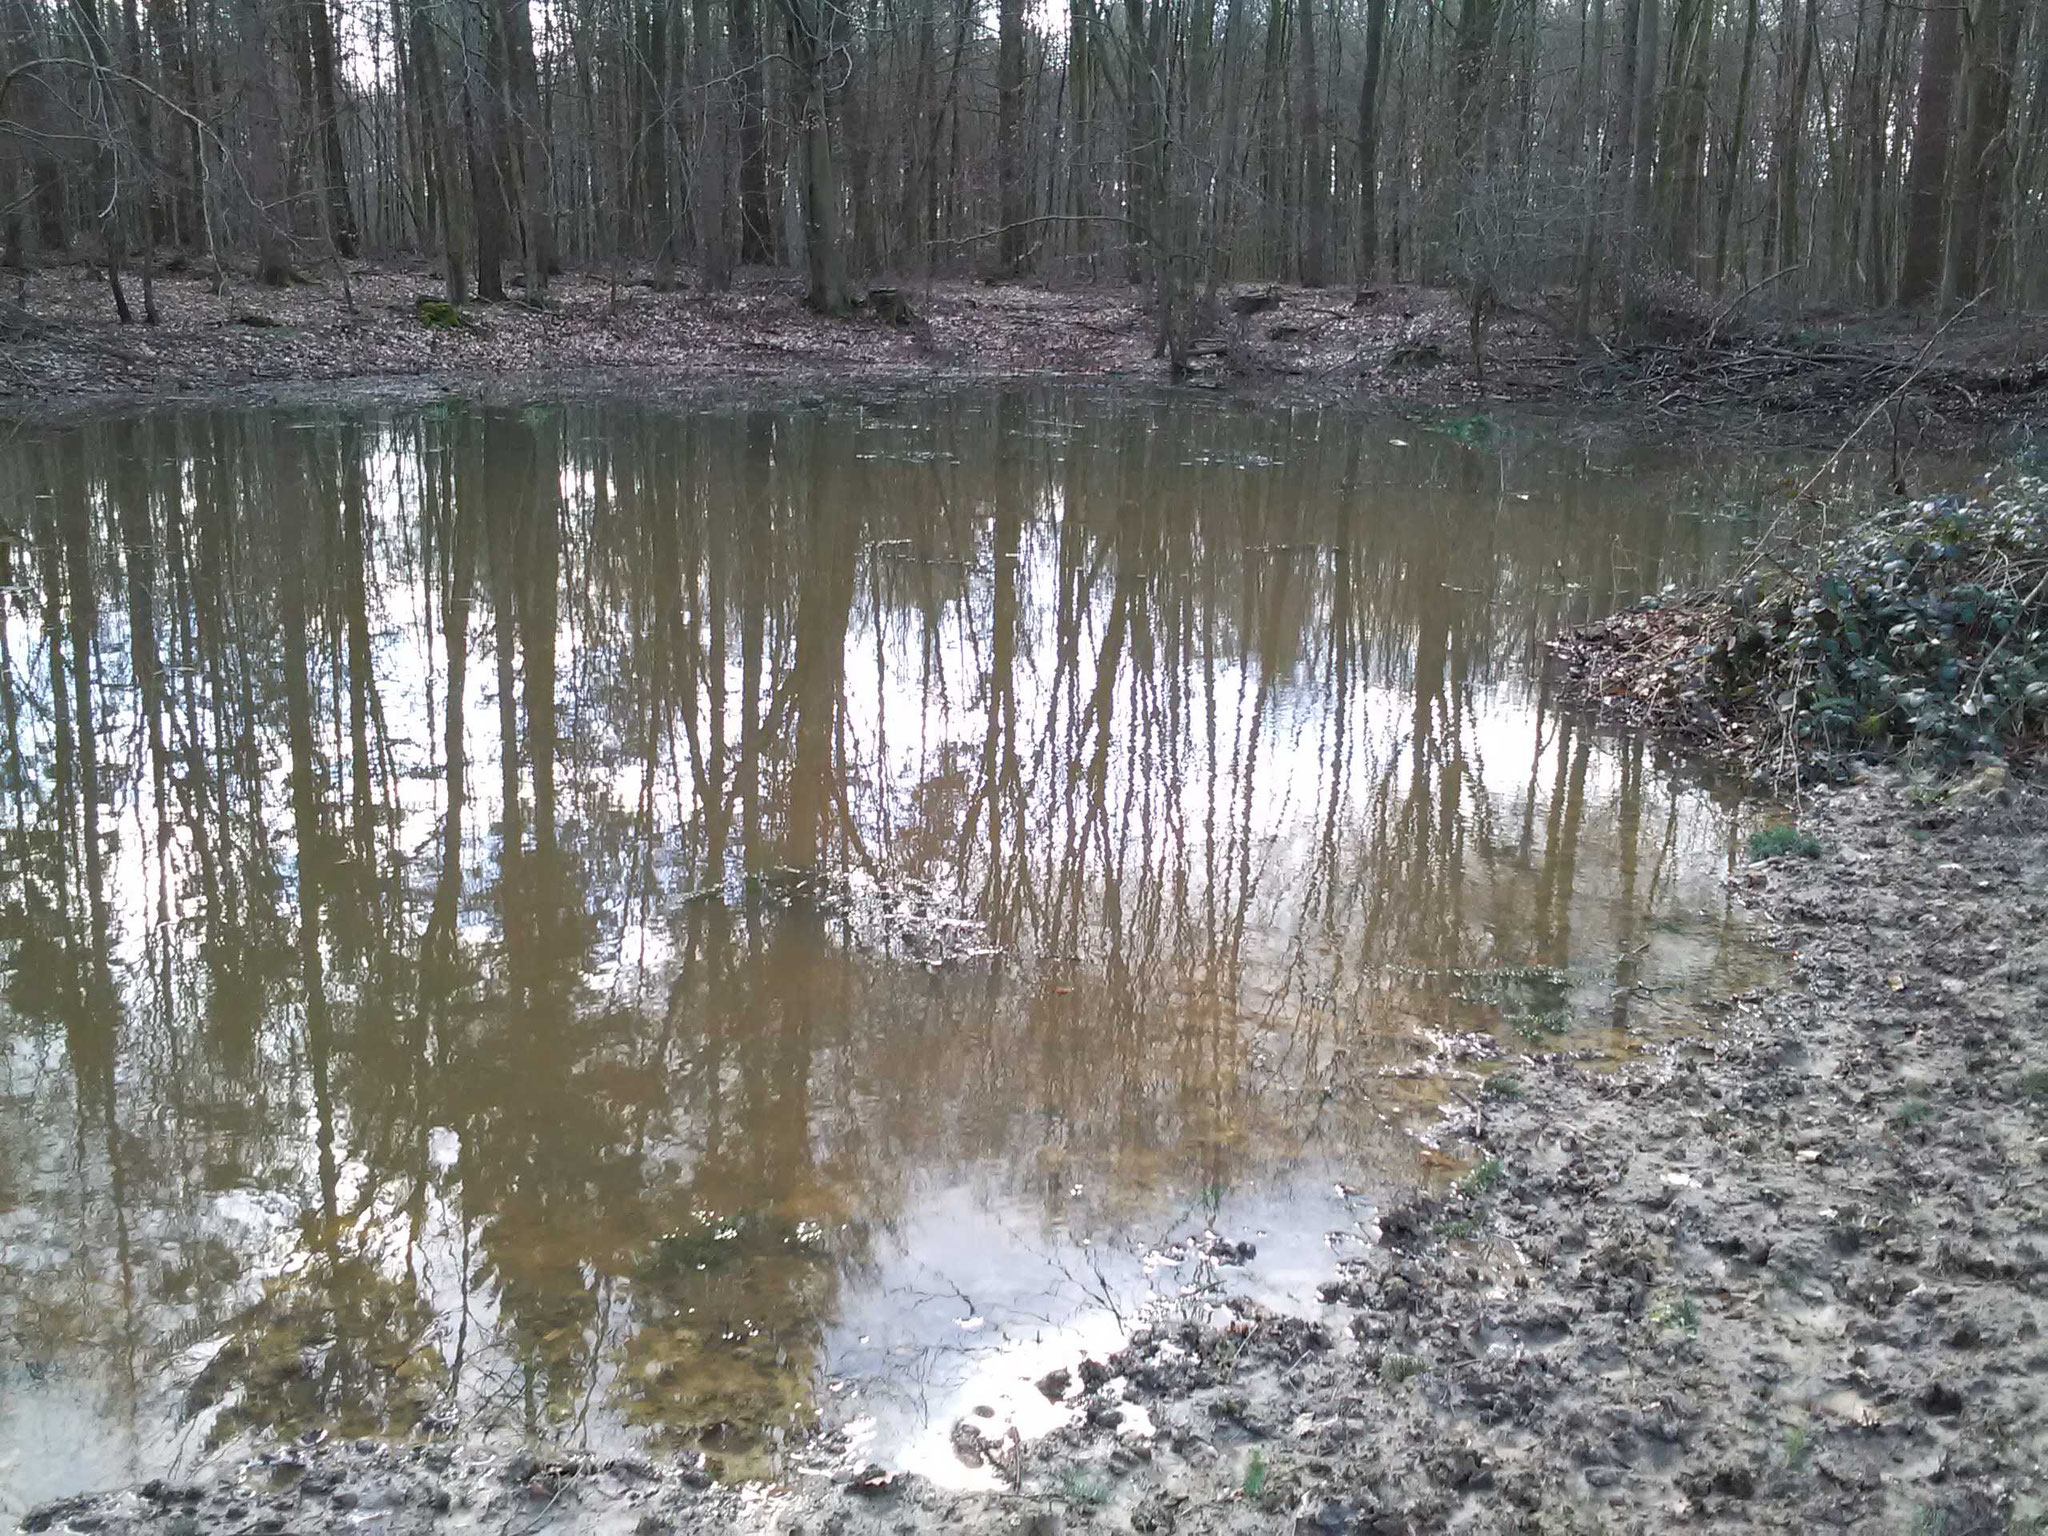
[1458,1156,1505,1198]
[1651,1293,1700,1335]
[416,297,473,330]
[1241,1449,1267,1499]
[1380,1353,1425,1385]
[1748,822,1823,860]
[1059,1467,1111,1506]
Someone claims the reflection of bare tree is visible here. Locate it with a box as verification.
[0,393,1767,1478]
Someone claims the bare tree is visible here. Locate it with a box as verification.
[1900,0,1962,305]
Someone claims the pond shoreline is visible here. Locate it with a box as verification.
[8,261,2044,444]
[26,770,2047,1533]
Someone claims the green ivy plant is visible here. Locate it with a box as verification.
[1716,476,2048,768]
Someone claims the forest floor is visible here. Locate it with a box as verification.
[27,768,2048,1535]
[5,258,2046,438]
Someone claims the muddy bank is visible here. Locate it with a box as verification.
[26,770,2047,1533]
[5,261,2044,436]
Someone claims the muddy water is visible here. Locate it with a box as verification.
[0,391,1779,1516]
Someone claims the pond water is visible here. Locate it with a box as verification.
[0,389,1786,1516]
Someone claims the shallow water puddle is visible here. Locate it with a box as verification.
[0,389,1782,1514]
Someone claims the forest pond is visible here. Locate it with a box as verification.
[1,390,1791,1514]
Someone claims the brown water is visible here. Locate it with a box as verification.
[0,390,1782,1515]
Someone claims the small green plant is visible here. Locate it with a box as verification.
[1454,964,1577,1039]
[1059,1467,1111,1506]
[1652,1293,1700,1335]
[416,297,472,330]
[1241,1449,1267,1499]
[1707,477,2048,770]
[1458,1156,1505,1197]
[1380,1353,1424,1385]
[1782,1421,1811,1472]
[1894,1096,1935,1127]
[1482,1073,1524,1100]
[1748,822,1823,861]
[2019,1069,2048,1102]
[1437,1216,1479,1240]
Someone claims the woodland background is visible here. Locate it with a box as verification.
[0,0,2041,338]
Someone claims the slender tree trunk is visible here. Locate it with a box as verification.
[650,0,677,286]
[692,0,736,286]
[778,0,849,311]
[1860,0,1897,302]
[1,0,70,256]
[1125,0,1156,282]
[1710,0,1759,290]
[1069,0,1094,269]
[1451,0,1502,167]
[119,0,159,319]
[410,0,468,297]
[464,0,512,299]
[145,0,199,247]
[1296,0,1326,283]
[730,0,772,263]
[305,0,356,253]
[1,0,36,266]
[232,0,293,283]
[1358,0,1390,279]
[1773,0,1818,274]
[1899,0,1962,304]
[1618,0,1657,320]
[496,0,550,296]
[1201,0,1252,309]
[996,0,1029,272]
[1571,0,1607,335]
[1950,0,2015,298]
[66,0,134,316]
[1654,0,1711,277]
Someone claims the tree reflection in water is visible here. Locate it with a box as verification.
[0,391,1775,1504]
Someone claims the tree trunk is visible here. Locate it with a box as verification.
[236,0,293,283]
[1126,0,1157,282]
[304,0,356,254]
[1200,0,1250,309]
[996,0,1029,272]
[1296,0,1326,284]
[146,0,201,248]
[691,0,736,286]
[1771,0,1818,275]
[410,0,468,298]
[730,0,772,264]
[496,0,550,297]
[463,0,512,299]
[1451,0,1502,168]
[1357,0,1390,279]
[119,0,158,319]
[650,0,677,286]
[1710,0,1759,290]
[1571,0,1607,335]
[779,0,849,312]
[1653,0,1711,277]
[1899,0,1961,304]
[1950,0,2015,299]
[1618,0,1657,319]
